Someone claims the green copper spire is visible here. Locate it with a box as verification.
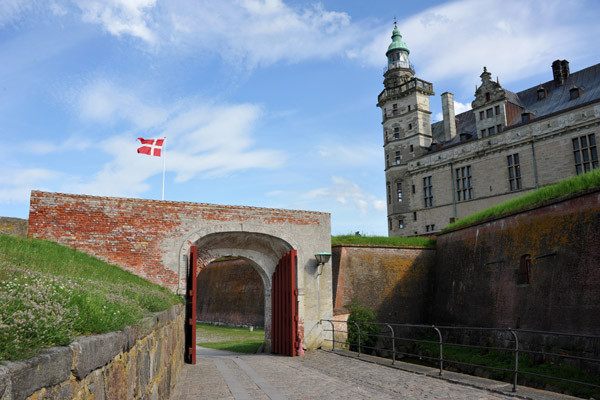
[387,24,409,55]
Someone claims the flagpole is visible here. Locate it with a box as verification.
[162,137,166,201]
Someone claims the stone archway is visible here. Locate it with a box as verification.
[185,231,294,350]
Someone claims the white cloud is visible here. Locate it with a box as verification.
[0,168,63,203]
[25,137,93,155]
[161,0,359,67]
[302,176,382,216]
[63,80,285,197]
[434,100,472,122]
[0,0,35,27]
[358,0,598,87]
[316,142,380,167]
[75,0,157,44]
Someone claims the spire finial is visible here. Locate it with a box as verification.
[394,16,397,27]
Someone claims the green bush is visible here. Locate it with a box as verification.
[347,303,381,354]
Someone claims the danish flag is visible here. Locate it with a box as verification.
[137,138,164,157]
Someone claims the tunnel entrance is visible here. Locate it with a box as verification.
[196,257,265,328]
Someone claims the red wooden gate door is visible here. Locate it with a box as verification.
[184,245,198,364]
[271,249,298,356]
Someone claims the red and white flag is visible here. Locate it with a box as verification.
[137,138,164,157]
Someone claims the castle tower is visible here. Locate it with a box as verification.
[377,24,435,236]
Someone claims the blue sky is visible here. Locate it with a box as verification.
[1,0,599,235]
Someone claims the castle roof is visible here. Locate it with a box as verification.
[431,62,600,149]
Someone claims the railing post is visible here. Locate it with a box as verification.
[352,321,361,358]
[433,326,443,376]
[322,320,335,351]
[508,328,519,392]
[386,324,395,365]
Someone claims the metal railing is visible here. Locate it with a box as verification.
[321,320,600,394]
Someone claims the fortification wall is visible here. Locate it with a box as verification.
[196,259,264,327]
[0,217,27,238]
[332,245,436,324]
[0,304,184,400]
[433,189,600,334]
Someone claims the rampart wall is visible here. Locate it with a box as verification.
[0,304,184,400]
[0,217,27,238]
[433,189,600,334]
[332,245,436,324]
[196,259,264,327]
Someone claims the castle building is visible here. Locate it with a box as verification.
[379,25,600,236]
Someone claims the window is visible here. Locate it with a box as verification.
[456,166,473,201]
[507,154,522,190]
[423,176,433,208]
[570,87,580,100]
[495,105,500,115]
[522,113,531,123]
[398,219,404,229]
[573,134,598,175]
[394,127,400,139]
[481,129,487,137]
[386,154,389,167]
[408,105,411,111]
[537,88,547,100]
[388,219,392,231]
[413,211,417,221]
[387,182,391,204]
[425,224,436,232]
[497,124,503,133]
[518,255,531,285]
[410,144,413,153]
[412,184,415,194]
[397,182,403,202]
[486,108,493,118]
[393,104,398,116]
[488,126,496,136]
[395,151,402,165]
[485,92,491,101]
[408,123,412,130]
[479,111,484,120]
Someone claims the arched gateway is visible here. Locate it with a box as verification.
[27,191,333,362]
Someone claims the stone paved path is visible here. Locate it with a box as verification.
[171,348,558,400]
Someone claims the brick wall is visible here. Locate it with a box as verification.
[332,245,436,324]
[27,191,327,292]
[433,189,600,334]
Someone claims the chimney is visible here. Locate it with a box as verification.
[441,92,457,142]
[552,59,570,85]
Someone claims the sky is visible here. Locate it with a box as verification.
[1,0,600,235]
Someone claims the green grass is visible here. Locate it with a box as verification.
[332,234,435,247]
[445,169,600,232]
[196,323,264,354]
[0,235,182,361]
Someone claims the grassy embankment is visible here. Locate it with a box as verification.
[331,235,435,247]
[0,235,182,362]
[196,323,264,353]
[445,168,600,232]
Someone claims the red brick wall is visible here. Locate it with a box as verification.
[27,191,326,291]
[332,245,436,324]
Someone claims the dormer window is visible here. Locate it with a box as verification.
[521,112,533,123]
[537,87,547,100]
[485,92,491,101]
[570,86,582,100]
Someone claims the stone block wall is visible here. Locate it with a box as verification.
[0,304,184,400]
[0,217,28,238]
[196,259,264,327]
[332,245,436,324]
[433,189,600,334]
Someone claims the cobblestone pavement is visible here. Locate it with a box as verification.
[171,348,546,400]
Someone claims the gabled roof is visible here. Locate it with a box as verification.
[432,62,600,150]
